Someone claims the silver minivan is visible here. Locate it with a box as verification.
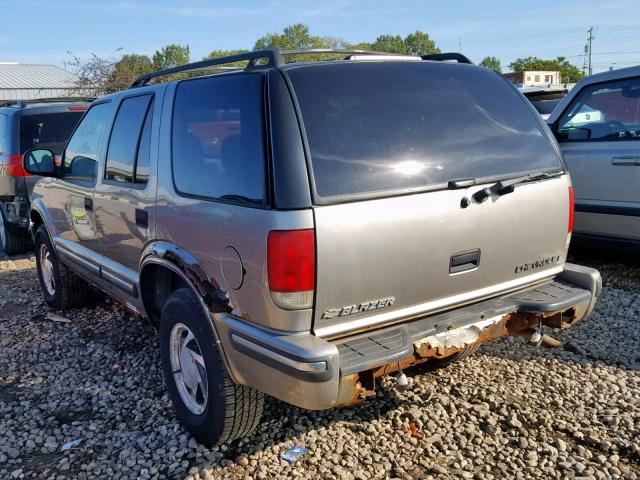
[547,66,640,244]
[23,50,601,445]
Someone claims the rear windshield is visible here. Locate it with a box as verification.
[287,62,562,200]
[20,111,84,154]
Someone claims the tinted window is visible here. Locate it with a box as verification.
[63,103,111,181]
[0,114,7,153]
[105,95,152,183]
[135,103,153,185]
[20,111,83,154]
[288,62,562,199]
[172,74,265,204]
[557,78,640,141]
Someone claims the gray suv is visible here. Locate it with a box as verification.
[23,49,602,446]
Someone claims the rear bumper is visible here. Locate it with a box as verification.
[216,263,601,410]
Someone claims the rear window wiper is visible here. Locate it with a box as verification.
[474,171,563,202]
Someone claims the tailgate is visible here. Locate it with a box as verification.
[313,175,571,337]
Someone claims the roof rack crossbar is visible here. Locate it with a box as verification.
[280,48,402,58]
[129,49,285,88]
[421,52,473,64]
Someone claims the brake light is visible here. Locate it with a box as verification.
[1,154,29,177]
[267,229,315,309]
[568,186,575,233]
[67,105,88,111]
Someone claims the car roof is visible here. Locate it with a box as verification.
[574,64,640,86]
[546,64,640,124]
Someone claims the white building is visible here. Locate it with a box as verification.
[0,63,84,100]
[503,70,562,87]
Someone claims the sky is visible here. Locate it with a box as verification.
[1,0,640,74]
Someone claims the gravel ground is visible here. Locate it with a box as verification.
[0,247,638,480]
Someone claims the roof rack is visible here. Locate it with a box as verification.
[421,52,472,64]
[129,48,474,88]
[0,97,95,109]
[130,49,285,88]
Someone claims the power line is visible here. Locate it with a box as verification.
[564,51,640,58]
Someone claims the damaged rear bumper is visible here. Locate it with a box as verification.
[216,263,601,410]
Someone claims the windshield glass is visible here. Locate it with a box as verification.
[288,62,562,200]
[20,111,84,154]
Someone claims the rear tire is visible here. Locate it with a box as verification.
[34,225,89,310]
[429,343,480,370]
[159,288,264,446]
[0,209,31,255]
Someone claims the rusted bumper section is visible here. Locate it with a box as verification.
[218,264,600,410]
[334,264,601,407]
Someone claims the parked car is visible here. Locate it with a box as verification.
[23,49,601,446]
[547,66,640,244]
[521,87,567,120]
[0,98,90,254]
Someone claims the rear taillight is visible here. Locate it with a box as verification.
[267,229,315,310]
[1,154,29,177]
[568,186,575,233]
[67,105,88,111]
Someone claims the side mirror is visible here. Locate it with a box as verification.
[23,148,57,177]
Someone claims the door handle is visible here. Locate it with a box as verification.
[84,197,93,212]
[135,209,148,228]
[450,249,480,274]
[611,156,640,166]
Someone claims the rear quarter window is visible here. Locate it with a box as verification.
[171,73,266,206]
[287,62,562,200]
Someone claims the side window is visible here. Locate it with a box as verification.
[172,74,266,205]
[63,103,111,182]
[105,95,152,184]
[557,78,640,141]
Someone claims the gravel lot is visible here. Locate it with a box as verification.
[0,247,638,480]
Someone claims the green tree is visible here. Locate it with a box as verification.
[404,31,440,55]
[371,34,407,54]
[109,53,153,90]
[479,56,502,73]
[203,49,250,67]
[349,31,440,55]
[509,56,585,84]
[255,23,332,50]
[152,44,190,70]
[255,24,339,61]
[345,41,374,51]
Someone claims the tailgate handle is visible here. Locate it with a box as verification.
[450,249,480,274]
[611,156,640,166]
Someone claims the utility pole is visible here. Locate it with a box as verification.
[586,26,594,75]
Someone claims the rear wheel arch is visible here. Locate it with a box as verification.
[139,241,230,326]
